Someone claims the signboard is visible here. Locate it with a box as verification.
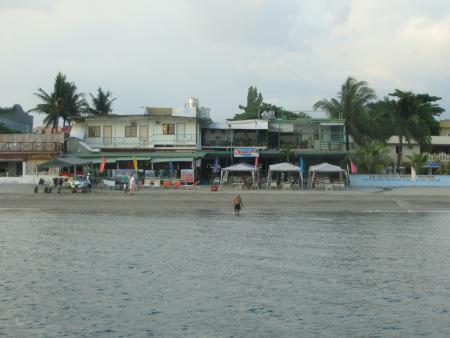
[350,174,450,187]
[111,169,137,177]
[144,170,155,178]
[181,169,194,183]
[234,147,259,158]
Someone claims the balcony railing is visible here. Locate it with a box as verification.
[85,134,197,149]
[0,142,63,153]
[423,152,450,162]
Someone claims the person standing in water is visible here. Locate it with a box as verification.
[232,193,243,215]
[129,174,135,195]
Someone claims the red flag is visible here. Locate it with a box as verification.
[350,159,357,174]
[99,157,106,174]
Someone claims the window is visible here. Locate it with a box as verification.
[88,126,100,137]
[125,126,137,137]
[163,123,175,135]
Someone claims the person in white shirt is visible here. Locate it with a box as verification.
[129,174,135,195]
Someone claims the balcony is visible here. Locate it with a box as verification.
[0,142,62,153]
[0,134,64,154]
[84,134,197,149]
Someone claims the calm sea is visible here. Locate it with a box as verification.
[1,208,449,337]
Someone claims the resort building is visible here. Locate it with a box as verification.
[67,98,210,177]
[0,104,33,133]
[0,133,64,177]
[439,119,450,136]
[61,98,350,182]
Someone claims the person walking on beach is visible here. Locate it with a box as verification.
[129,174,135,195]
[232,193,243,215]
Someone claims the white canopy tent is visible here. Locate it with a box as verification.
[308,162,348,190]
[267,162,303,186]
[220,162,256,184]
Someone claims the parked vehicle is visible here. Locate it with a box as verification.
[70,175,90,193]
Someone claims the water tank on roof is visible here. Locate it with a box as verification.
[188,97,199,109]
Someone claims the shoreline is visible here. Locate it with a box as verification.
[1,184,450,213]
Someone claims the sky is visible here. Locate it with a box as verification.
[1,0,450,126]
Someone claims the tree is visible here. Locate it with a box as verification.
[234,86,263,120]
[30,72,86,132]
[234,86,310,120]
[260,102,310,119]
[406,152,428,175]
[388,90,443,172]
[354,141,391,174]
[313,77,376,150]
[87,87,117,116]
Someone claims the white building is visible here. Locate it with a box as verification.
[69,98,209,151]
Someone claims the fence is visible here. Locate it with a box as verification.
[423,153,450,162]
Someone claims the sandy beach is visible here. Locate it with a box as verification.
[1,184,450,212]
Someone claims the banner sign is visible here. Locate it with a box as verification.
[350,174,450,187]
[181,169,194,183]
[234,147,259,158]
[111,169,137,177]
[144,170,155,178]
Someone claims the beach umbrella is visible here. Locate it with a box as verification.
[422,162,441,175]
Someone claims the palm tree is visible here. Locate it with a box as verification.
[388,90,443,172]
[406,152,428,175]
[88,87,117,116]
[313,77,376,150]
[354,141,390,174]
[30,72,86,132]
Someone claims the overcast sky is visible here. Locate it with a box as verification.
[1,0,450,126]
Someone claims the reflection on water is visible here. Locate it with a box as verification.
[1,208,449,337]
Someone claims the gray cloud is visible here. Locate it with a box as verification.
[0,0,449,125]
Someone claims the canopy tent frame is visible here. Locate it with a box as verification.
[220,162,256,185]
[37,157,93,177]
[308,162,348,190]
[267,162,303,188]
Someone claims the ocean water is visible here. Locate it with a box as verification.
[1,208,449,337]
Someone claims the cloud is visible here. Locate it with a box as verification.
[0,0,54,11]
[0,0,449,125]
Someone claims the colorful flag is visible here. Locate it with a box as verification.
[254,156,259,169]
[133,156,138,171]
[350,159,357,174]
[299,156,304,174]
[411,166,416,181]
[99,157,106,174]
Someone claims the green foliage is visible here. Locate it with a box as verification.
[260,102,310,119]
[405,152,429,175]
[387,89,444,170]
[234,86,310,120]
[354,141,391,174]
[313,76,376,150]
[87,87,117,116]
[29,72,86,132]
[234,86,263,120]
[436,162,450,175]
[0,123,21,134]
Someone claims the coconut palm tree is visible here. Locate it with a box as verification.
[313,77,376,150]
[88,87,117,116]
[354,141,391,174]
[30,72,86,132]
[388,90,443,172]
[406,152,428,175]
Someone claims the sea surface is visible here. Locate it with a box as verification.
[1,207,449,337]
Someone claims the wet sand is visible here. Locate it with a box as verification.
[1,184,450,212]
